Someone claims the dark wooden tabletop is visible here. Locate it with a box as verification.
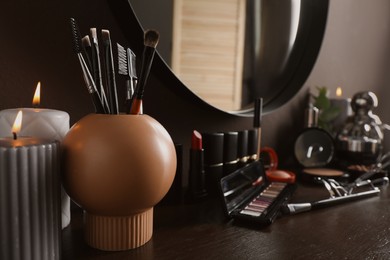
[62,182,390,259]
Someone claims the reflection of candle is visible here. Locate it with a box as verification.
[0,111,61,260]
[330,86,352,132]
[0,82,70,229]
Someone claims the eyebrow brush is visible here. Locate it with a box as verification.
[90,28,110,114]
[69,18,106,114]
[117,43,135,111]
[129,29,159,115]
[102,29,119,114]
[127,48,137,112]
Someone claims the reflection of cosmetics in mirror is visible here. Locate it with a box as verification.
[202,132,224,195]
[188,131,207,201]
[330,86,352,132]
[223,132,239,176]
[129,29,160,115]
[253,98,263,161]
[247,129,258,162]
[294,127,334,168]
[237,130,249,167]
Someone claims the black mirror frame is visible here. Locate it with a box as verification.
[108,0,329,116]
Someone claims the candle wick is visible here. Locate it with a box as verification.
[13,132,17,140]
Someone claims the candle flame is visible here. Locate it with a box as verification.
[12,110,23,138]
[32,81,41,107]
[336,87,342,97]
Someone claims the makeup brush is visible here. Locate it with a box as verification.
[90,28,110,114]
[117,43,133,111]
[129,29,159,115]
[69,18,106,114]
[253,98,263,161]
[81,35,93,71]
[102,29,119,114]
[127,48,138,112]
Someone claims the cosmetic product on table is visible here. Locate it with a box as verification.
[223,131,239,176]
[219,160,296,225]
[0,111,61,260]
[67,21,175,250]
[253,98,263,161]
[70,18,107,114]
[282,176,381,215]
[203,132,224,196]
[102,29,119,114]
[247,129,258,162]
[187,130,207,201]
[62,114,177,251]
[237,130,249,167]
[0,82,71,229]
[336,91,386,166]
[260,147,296,184]
[129,29,159,115]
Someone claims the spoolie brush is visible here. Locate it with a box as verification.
[69,18,106,114]
[128,29,159,115]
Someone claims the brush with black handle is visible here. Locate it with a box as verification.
[102,29,119,114]
[128,29,159,115]
[69,18,106,114]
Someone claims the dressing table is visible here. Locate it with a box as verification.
[62,183,390,259]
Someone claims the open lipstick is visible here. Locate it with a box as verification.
[188,130,207,201]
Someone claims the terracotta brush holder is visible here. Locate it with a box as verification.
[62,114,176,251]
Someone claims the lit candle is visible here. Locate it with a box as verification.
[0,111,61,260]
[330,86,352,133]
[0,82,71,229]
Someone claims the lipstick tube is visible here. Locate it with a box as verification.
[202,132,224,196]
[237,130,249,168]
[188,131,207,201]
[223,132,239,176]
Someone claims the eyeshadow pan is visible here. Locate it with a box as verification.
[240,209,262,217]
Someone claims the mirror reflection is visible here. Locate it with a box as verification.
[130,0,327,112]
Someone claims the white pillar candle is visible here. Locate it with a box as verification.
[0,108,70,229]
[0,137,61,260]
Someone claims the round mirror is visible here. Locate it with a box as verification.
[129,0,328,113]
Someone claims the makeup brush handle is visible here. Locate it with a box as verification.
[129,98,143,115]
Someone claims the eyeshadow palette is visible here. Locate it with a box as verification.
[219,161,296,225]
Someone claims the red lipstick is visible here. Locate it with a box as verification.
[188,130,207,201]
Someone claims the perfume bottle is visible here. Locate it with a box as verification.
[336,91,383,165]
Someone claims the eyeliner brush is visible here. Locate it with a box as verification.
[129,29,159,115]
[69,18,106,114]
[102,29,119,114]
[90,28,110,114]
[253,98,263,161]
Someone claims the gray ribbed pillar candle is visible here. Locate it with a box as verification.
[0,138,61,260]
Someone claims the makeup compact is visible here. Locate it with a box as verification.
[219,161,296,225]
